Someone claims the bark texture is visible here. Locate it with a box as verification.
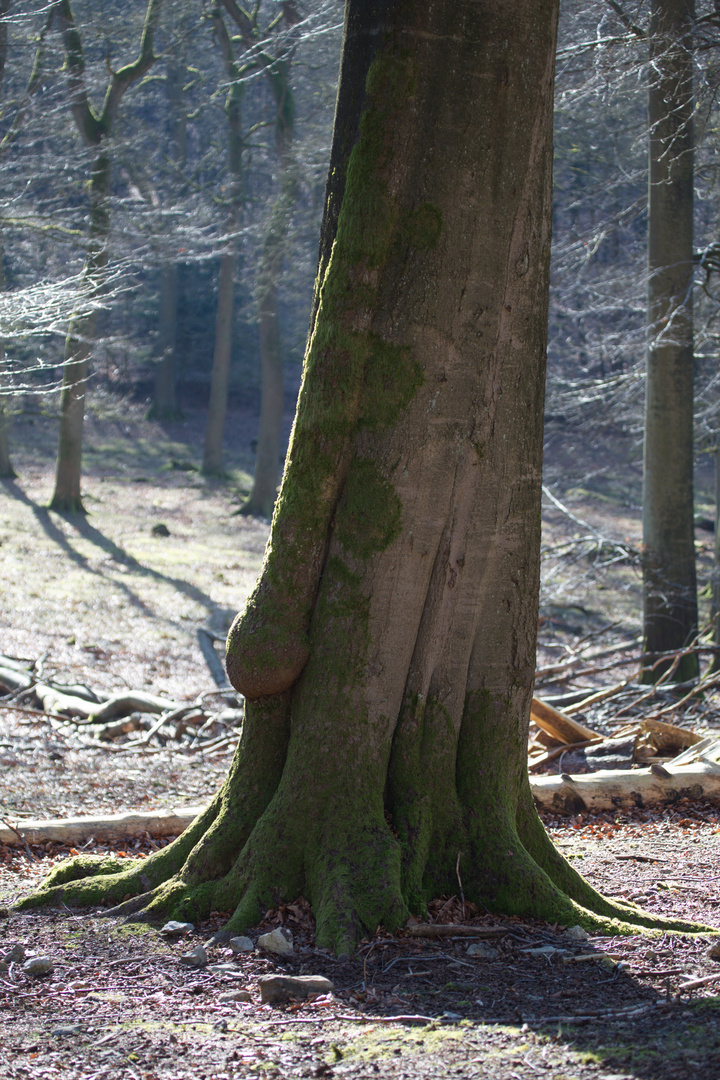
[50,0,161,512]
[22,0,705,950]
[642,0,698,681]
[201,3,244,477]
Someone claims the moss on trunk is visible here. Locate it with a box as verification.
[20,0,714,950]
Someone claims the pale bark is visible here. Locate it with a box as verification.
[23,0,705,949]
[642,0,698,681]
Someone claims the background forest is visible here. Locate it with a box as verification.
[2,0,720,642]
[2,5,720,1078]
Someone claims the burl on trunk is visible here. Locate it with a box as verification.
[22,0,704,952]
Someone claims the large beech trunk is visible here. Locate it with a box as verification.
[642,0,698,682]
[23,0,704,951]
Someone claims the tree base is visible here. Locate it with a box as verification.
[17,698,713,952]
[49,494,87,514]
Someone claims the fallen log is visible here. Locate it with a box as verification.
[531,761,720,814]
[4,761,720,848]
[0,806,206,846]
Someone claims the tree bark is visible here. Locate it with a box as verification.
[50,150,109,512]
[149,262,180,420]
[22,0,705,950]
[49,0,161,512]
[201,4,244,477]
[641,0,698,682]
[149,51,187,422]
[202,251,236,475]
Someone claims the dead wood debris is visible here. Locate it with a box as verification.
[0,652,242,755]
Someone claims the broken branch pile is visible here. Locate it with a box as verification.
[0,653,242,754]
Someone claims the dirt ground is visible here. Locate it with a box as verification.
[1,400,720,1079]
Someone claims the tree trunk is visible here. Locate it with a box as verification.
[149,262,180,420]
[0,397,14,478]
[202,250,236,476]
[23,0,704,950]
[711,441,720,672]
[241,168,299,517]
[149,51,186,422]
[641,0,698,682]
[50,150,109,513]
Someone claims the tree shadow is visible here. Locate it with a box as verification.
[526,993,720,1078]
[2,478,227,627]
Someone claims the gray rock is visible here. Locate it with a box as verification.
[466,942,498,960]
[23,956,53,976]
[564,925,591,942]
[258,974,334,1004]
[161,920,194,937]
[208,963,242,974]
[179,945,207,968]
[229,935,255,954]
[257,928,293,955]
[3,943,26,963]
[51,1025,81,1037]
[218,989,253,1002]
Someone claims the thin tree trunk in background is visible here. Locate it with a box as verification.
[201,5,244,477]
[242,165,299,516]
[711,441,720,671]
[51,150,109,512]
[150,261,179,419]
[202,250,236,475]
[49,0,162,511]
[150,50,186,420]
[0,398,14,478]
[642,0,698,682]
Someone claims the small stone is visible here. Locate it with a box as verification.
[257,927,293,955]
[466,942,498,960]
[23,956,53,977]
[151,523,170,537]
[180,945,208,968]
[218,989,253,1003]
[3,943,26,964]
[208,963,241,974]
[214,1019,228,1032]
[564,925,591,942]
[439,1012,464,1024]
[161,920,194,937]
[229,935,255,954]
[258,974,334,1004]
[708,943,720,960]
[51,1025,81,1037]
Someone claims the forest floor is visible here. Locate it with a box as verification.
[0,399,719,1079]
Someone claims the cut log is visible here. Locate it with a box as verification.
[530,697,603,746]
[0,806,207,846]
[531,761,720,814]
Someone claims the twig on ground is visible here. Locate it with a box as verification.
[1,816,39,862]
